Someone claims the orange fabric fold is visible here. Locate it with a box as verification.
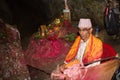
[65,36,80,62]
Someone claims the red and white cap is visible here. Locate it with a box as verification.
[78,18,92,29]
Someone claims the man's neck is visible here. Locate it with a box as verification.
[82,38,89,42]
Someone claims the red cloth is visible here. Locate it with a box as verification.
[24,38,72,72]
[102,43,116,59]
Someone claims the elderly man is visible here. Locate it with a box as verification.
[51,18,103,80]
[63,18,103,68]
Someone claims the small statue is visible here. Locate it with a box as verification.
[64,0,69,9]
[63,0,71,22]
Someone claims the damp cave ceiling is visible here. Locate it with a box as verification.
[0,0,119,38]
[0,0,55,37]
[0,0,50,24]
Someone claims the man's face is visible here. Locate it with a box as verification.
[78,28,92,42]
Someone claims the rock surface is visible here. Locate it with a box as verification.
[0,21,30,80]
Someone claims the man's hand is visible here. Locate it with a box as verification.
[59,64,66,72]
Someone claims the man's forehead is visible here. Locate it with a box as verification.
[79,27,91,30]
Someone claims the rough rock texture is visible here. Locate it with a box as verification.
[0,21,30,80]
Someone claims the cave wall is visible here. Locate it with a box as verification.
[0,0,108,47]
[0,0,106,32]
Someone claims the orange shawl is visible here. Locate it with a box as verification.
[65,34,103,68]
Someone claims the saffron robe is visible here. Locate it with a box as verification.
[65,34,103,68]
